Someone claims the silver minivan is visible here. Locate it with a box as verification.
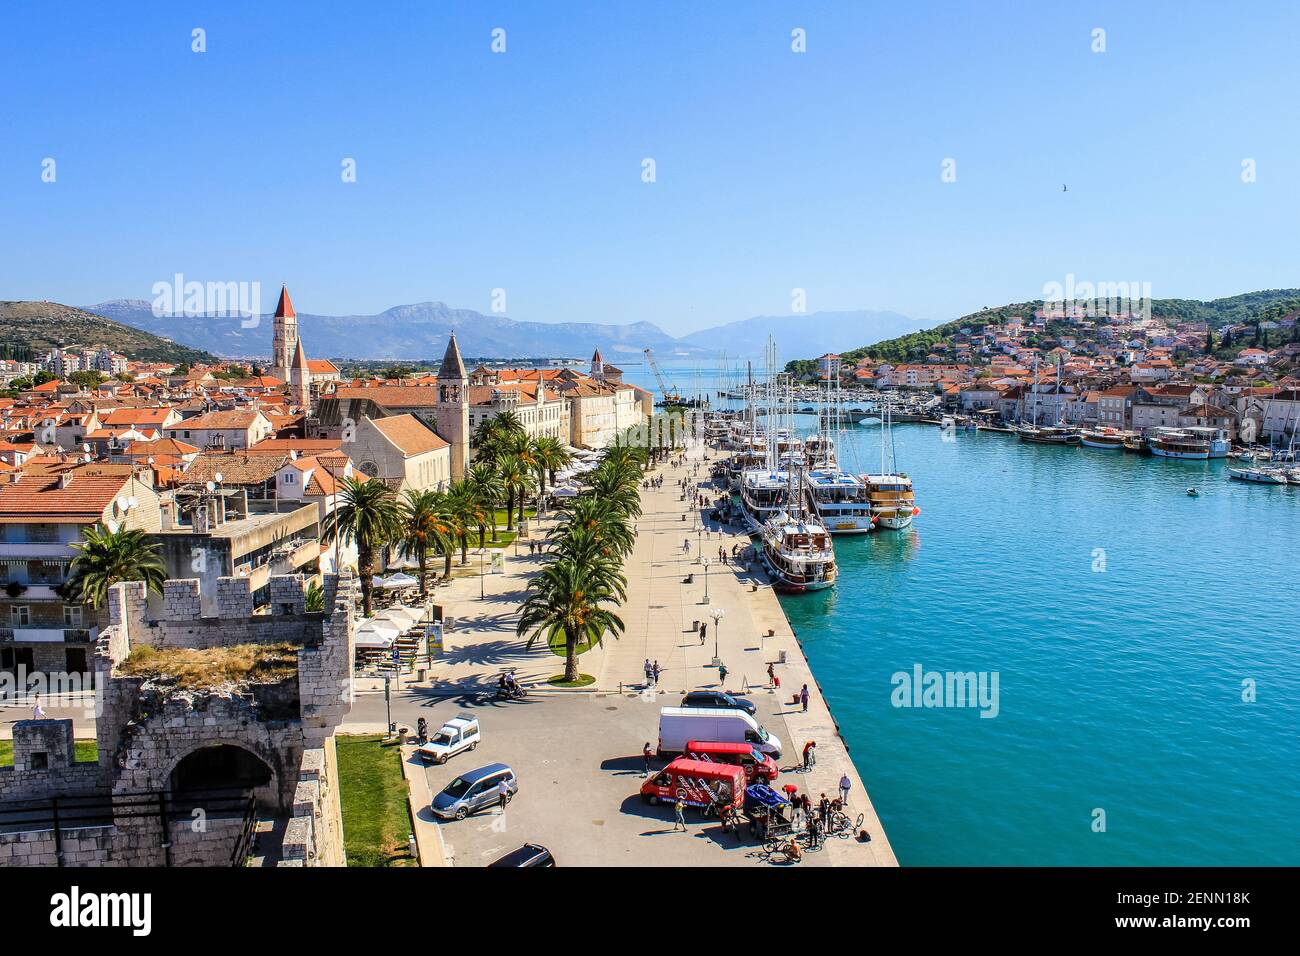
[431,763,518,820]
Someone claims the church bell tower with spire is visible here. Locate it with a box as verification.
[271,285,297,383]
[435,333,470,480]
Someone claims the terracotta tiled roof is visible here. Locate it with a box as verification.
[0,472,133,523]
[335,385,443,408]
[369,414,447,455]
[169,409,266,431]
[183,451,287,486]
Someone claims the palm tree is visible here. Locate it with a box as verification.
[552,497,635,558]
[517,556,625,683]
[444,480,485,565]
[532,436,571,499]
[498,456,530,532]
[68,524,166,610]
[464,462,505,543]
[322,476,402,616]
[504,432,539,524]
[398,489,455,598]
[305,580,326,612]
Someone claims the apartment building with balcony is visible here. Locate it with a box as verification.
[0,468,160,679]
[150,489,321,617]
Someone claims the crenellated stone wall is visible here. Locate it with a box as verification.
[0,570,359,868]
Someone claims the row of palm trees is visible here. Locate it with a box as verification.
[323,411,573,616]
[516,445,647,683]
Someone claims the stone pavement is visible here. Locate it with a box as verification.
[374,442,897,867]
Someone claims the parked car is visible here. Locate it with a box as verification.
[431,763,518,820]
[487,843,557,867]
[415,715,480,764]
[680,690,757,715]
[658,706,783,759]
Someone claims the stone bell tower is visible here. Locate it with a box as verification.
[271,286,297,383]
[435,333,469,480]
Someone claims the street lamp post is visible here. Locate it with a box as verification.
[701,557,711,604]
[710,606,724,667]
[479,548,485,600]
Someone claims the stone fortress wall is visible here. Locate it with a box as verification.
[0,571,356,867]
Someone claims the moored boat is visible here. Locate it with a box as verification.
[1147,428,1210,460]
[1080,427,1126,450]
[1228,465,1288,484]
[863,473,919,529]
[759,510,838,593]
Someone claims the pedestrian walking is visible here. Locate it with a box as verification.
[802,740,816,770]
[642,742,653,778]
[767,662,776,686]
[800,683,810,713]
[652,660,661,685]
[644,659,653,686]
[673,797,687,831]
[32,692,45,720]
[839,772,852,805]
[699,621,707,646]
[497,778,510,813]
[718,662,728,686]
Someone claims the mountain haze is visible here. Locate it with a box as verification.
[85,300,910,362]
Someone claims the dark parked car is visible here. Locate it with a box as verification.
[487,843,556,867]
[680,690,756,715]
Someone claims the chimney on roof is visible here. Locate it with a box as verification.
[58,472,72,489]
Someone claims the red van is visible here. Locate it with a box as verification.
[639,758,745,811]
[684,740,779,783]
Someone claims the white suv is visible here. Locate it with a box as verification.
[415,715,481,764]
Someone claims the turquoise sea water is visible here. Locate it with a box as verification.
[629,364,1300,865]
[786,419,1300,866]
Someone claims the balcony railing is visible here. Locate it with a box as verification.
[0,627,94,644]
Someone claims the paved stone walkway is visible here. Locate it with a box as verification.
[382,444,897,866]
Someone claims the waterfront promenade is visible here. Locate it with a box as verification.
[344,443,896,867]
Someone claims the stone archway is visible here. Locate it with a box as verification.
[168,741,279,811]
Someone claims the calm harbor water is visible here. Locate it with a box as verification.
[629,363,1300,865]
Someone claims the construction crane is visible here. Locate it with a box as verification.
[642,348,682,405]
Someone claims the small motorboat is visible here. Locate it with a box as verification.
[1186,488,1199,497]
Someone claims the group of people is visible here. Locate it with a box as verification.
[643,658,662,687]
[526,539,545,556]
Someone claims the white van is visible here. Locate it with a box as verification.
[657,706,783,760]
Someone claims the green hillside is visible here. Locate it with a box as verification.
[787,289,1300,372]
[0,301,216,365]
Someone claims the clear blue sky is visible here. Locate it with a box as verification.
[2,1,1297,335]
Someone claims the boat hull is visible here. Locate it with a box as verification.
[1080,437,1124,450]
[874,511,914,530]
[1150,447,1209,460]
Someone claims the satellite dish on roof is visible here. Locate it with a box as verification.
[81,443,90,453]
[205,481,215,492]
[214,471,224,483]
[127,496,137,509]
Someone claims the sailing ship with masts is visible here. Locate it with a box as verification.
[862,397,920,530]
[1017,356,1081,445]
[802,356,876,534]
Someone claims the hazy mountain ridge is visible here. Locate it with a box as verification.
[84,299,909,361]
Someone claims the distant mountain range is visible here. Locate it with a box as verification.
[83,299,923,363]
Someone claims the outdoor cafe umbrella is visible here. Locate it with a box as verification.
[375,572,418,589]
[354,619,400,649]
[377,606,421,629]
